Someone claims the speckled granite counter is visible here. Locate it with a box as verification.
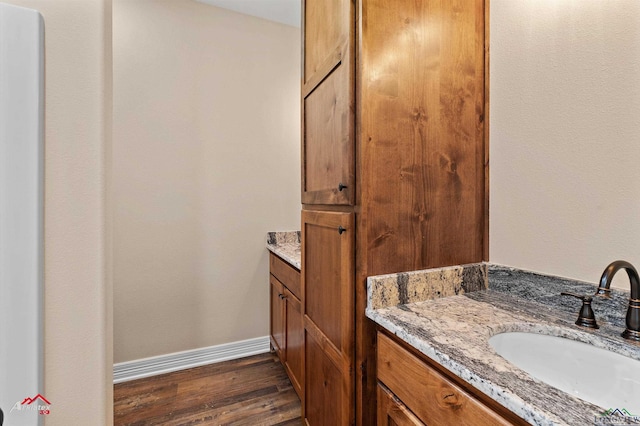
[266,231,301,270]
[366,264,640,425]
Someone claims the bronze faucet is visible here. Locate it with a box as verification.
[595,260,640,341]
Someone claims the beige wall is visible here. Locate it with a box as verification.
[113,0,300,362]
[2,0,113,424]
[490,0,640,289]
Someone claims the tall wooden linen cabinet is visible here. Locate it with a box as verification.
[300,0,488,424]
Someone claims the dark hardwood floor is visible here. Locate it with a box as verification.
[114,352,302,426]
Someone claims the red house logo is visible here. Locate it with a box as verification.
[10,394,51,415]
[21,394,50,406]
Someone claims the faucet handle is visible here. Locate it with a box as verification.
[561,292,599,329]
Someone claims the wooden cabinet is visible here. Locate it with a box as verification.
[301,0,355,205]
[269,254,304,398]
[377,332,524,426]
[283,286,303,396]
[302,210,354,425]
[270,275,286,357]
[301,0,488,423]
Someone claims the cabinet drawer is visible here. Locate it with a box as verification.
[378,383,424,426]
[377,332,511,426]
[269,253,301,299]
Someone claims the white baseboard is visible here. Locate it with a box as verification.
[113,335,271,384]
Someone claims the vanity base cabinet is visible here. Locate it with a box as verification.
[269,254,304,399]
[377,332,524,426]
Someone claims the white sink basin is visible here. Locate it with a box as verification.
[489,332,640,413]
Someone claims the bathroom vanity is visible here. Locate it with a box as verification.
[266,231,640,424]
[267,232,303,399]
[367,264,640,425]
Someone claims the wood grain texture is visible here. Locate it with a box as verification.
[359,0,486,275]
[303,0,349,83]
[377,384,424,426]
[377,333,511,426]
[304,331,347,426]
[483,0,490,261]
[283,287,304,399]
[301,210,355,425]
[270,254,304,401]
[302,210,354,355]
[301,0,488,424]
[303,63,353,205]
[114,353,301,426]
[270,275,286,357]
[301,0,355,206]
[354,1,487,423]
[271,254,302,300]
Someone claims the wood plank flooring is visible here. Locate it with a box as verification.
[114,352,302,426]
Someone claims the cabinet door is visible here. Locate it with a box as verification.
[270,275,285,357]
[377,384,425,426]
[301,0,355,205]
[283,288,304,399]
[302,210,354,425]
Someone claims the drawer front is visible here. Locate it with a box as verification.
[378,383,425,426]
[377,333,511,426]
[269,253,301,299]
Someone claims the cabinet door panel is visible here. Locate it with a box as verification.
[303,64,353,205]
[302,0,354,206]
[302,210,353,352]
[302,210,354,425]
[270,276,285,356]
[305,330,348,426]
[303,0,350,84]
[284,288,304,399]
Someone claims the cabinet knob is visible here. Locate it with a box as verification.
[338,182,347,192]
[338,226,347,235]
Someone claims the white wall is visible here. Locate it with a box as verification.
[0,4,44,425]
[1,0,112,424]
[490,0,640,289]
[113,0,300,363]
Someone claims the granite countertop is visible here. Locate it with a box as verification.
[366,264,640,425]
[266,231,301,270]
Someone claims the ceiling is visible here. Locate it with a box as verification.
[194,0,301,28]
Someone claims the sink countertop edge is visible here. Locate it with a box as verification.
[266,231,301,270]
